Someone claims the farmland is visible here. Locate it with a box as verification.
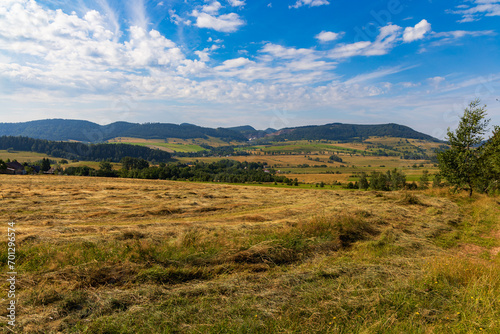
[0,175,499,333]
[1,136,443,186]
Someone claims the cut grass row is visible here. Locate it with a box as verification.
[0,175,498,333]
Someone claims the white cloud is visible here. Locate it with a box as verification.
[261,43,315,59]
[217,57,254,69]
[315,31,343,42]
[289,0,330,9]
[169,9,192,26]
[1,0,498,135]
[202,1,223,15]
[403,19,431,42]
[400,82,421,88]
[450,0,500,22]
[433,30,495,39]
[428,76,445,88]
[227,0,246,7]
[430,29,496,46]
[191,10,244,32]
[127,0,148,30]
[328,41,372,58]
[195,50,210,62]
[328,24,402,58]
[345,66,415,85]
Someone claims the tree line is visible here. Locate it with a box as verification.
[0,136,171,162]
[64,158,292,184]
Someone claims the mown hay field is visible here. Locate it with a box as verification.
[0,175,499,333]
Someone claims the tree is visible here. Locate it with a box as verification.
[438,99,489,197]
[358,172,369,190]
[419,170,430,189]
[98,160,116,177]
[432,173,442,188]
[41,158,51,172]
[481,126,500,192]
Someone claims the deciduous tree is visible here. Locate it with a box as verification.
[438,99,489,197]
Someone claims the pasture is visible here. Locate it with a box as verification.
[0,175,499,333]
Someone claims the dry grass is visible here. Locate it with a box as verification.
[0,175,499,333]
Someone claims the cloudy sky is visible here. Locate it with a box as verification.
[1,0,499,138]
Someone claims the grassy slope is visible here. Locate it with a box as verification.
[107,137,241,152]
[0,175,498,333]
[0,150,54,162]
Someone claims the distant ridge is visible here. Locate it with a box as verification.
[269,123,441,142]
[0,119,247,142]
[0,119,440,143]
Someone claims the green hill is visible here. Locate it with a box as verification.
[0,119,247,143]
[0,119,440,143]
[270,123,441,142]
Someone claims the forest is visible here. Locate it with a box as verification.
[0,136,171,162]
[65,158,291,184]
[272,123,441,142]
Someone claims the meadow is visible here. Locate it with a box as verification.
[0,150,52,163]
[0,175,499,333]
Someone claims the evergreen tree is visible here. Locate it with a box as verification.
[41,158,51,172]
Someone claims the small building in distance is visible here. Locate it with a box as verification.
[44,167,57,175]
[3,161,26,175]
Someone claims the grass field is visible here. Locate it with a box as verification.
[107,138,207,153]
[0,175,499,333]
[0,150,53,163]
[107,137,243,152]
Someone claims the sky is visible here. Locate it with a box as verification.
[0,0,500,138]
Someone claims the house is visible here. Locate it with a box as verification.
[4,161,26,175]
[44,167,57,174]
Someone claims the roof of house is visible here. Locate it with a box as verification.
[6,161,24,170]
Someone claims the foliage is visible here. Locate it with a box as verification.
[329,154,343,162]
[432,173,443,188]
[0,136,171,162]
[0,119,247,142]
[359,172,369,190]
[481,126,500,192]
[41,158,51,172]
[65,159,291,184]
[438,100,493,196]
[272,123,440,142]
[366,169,407,191]
[97,160,117,177]
[120,157,150,170]
[64,166,97,176]
[419,170,430,189]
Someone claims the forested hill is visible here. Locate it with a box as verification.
[0,136,171,162]
[0,119,247,142]
[270,123,441,142]
[0,119,440,143]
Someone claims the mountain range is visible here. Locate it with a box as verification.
[0,119,440,143]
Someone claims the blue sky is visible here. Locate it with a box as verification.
[1,0,499,138]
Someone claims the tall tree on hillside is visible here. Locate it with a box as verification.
[437,99,489,197]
